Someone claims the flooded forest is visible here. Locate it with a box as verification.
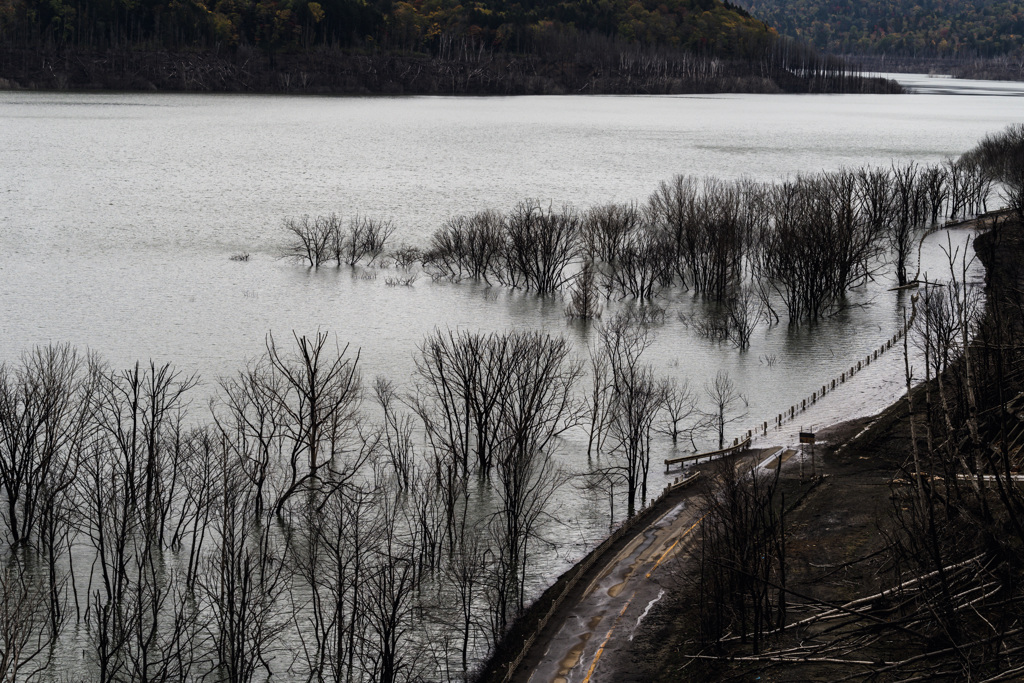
[0,121,1022,682]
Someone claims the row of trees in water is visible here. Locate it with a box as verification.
[0,308,750,681]
[287,153,999,344]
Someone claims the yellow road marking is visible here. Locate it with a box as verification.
[645,514,705,579]
[580,504,681,599]
[581,592,634,683]
[579,514,707,681]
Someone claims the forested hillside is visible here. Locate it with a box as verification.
[735,0,1024,58]
[0,0,773,57]
[0,0,900,92]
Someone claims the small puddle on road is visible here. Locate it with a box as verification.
[553,615,604,683]
[606,522,679,598]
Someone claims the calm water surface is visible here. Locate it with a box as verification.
[1,82,1019,506]
[0,85,1021,669]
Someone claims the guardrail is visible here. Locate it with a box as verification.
[731,291,920,443]
[665,437,751,471]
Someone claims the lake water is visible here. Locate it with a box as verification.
[885,72,1024,97]
[1,84,1020,426]
[1,80,1023,677]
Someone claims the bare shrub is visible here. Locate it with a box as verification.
[500,201,581,293]
[390,244,423,270]
[283,214,332,268]
[384,274,418,287]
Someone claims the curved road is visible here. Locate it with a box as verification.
[520,448,795,683]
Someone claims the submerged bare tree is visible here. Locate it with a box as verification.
[490,332,581,619]
[647,175,749,301]
[263,331,362,511]
[604,221,670,300]
[411,328,581,639]
[703,370,748,450]
[589,313,663,517]
[199,443,287,683]
[889,162,922,286]
[581,202,642,266]
[284,215,333,269]
[215,358,288,519]
[500,201,581,293]
[724,285,767,350]
[656,377,700,447]
[413,330,507,476]
[426,210,505,283]
[340,216,397,267]
[758,172,885,322]
[374,377,416,490]
[565,259,603,320]
[607,361,662,517]
[0,344,92,550]
[0,563,55,681]
[79,359,202,683]
[284,213,395,269]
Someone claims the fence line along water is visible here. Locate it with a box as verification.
[491,205,1008,681]
[735,207,1003,448]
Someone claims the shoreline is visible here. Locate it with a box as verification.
[486,207,1014,683]
[599,211,1024,681]
[0,46,902,96]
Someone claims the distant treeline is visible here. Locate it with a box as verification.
[735,0,1024,60]
[853,53,1024,83]
[0,0,775,56]
[0,37,900,94]
[0,0,900,93]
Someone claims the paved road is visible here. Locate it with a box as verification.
[523,448,797,683]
